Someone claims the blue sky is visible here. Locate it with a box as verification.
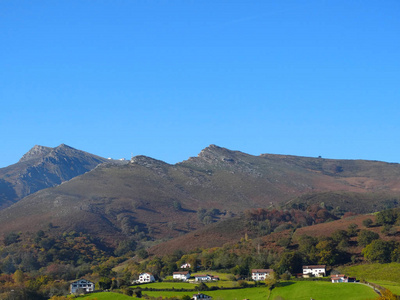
[1,0,399,167]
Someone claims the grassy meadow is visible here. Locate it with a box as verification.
[76,292,138,299]
[339,263,400,295]
[141,287,269,300]
[270,281,378,300]
[135,280,378,300]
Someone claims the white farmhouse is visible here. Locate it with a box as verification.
[192,292,212,299]
[180,263,191,269]
[251,269,273,281]
[136,272,155,284]
[173,271,191,281]
[70,279,95,294]
[194,274,213,282]
[303,265,326,277]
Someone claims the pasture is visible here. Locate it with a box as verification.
[270,281,378,300]
[139,280,378,300]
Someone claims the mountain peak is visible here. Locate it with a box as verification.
[19,145,52,163]
[198,144,237,161]
[131,155,169,167]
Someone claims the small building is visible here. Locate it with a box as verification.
[181,263,192,269]
[303,265,326,277]
[192,292,212,300]
[173,271,191,281]
[136,272,155,284]
[194,274,217,282]
[70,279,95,294]
[331,274,356,283]
[251,269,273,281]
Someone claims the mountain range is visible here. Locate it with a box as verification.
[1,144,400,248]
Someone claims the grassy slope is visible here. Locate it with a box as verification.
[270,281,378,300]
[142,287,269,300]
[76,292,138,299]
[140,281,378,300]
[339,263,400,295]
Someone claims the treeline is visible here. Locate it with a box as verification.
[0,230,112,276]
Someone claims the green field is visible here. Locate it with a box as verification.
[131,281,197,289]
[270,281,378,300]
[368,281,400,295]
[142,287,269,300]
[132,280,248,289]
[340,263,400,283]
[339,263,400,295]
[140,281,378,300]
[76,292,138,299]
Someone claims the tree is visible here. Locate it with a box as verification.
[316,239,339,265]
[275,252,302,274]
[358,230,379,247]
[13,270,24,285]
[376,209,398,226]
[173,201,182,211]
[362,240,394,263]
[4,232,20,246]
[362,218,373,228]
[265,271,278,290]
[347,223,358,237]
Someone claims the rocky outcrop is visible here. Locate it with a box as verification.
[0,144,108,208]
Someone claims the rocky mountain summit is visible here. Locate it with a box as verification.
[0,144,108,209]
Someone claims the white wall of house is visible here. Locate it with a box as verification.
[303,266,326,277]
[70,279,95,294]
[138,273,155,283]
[173,272,190,281]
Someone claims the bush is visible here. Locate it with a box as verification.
[362,218,373,228]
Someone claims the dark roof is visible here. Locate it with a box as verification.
[303,265,326,269]
[252,269,273,273]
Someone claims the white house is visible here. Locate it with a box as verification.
[70,279,95,294]
[192,292,212,300]
[180,263,191,269]
[194,274,218,282]
[251,269,273,281]
[331,274,347,283]
[331,274,356,283]
[136,272,155,284]
[173,271,191,281]
[303,265,326,277]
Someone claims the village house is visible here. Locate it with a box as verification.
[194,274,219,282]
[251,269,273,281]
[180,262,192,269]
[331,274,356,283]
[173,271,191,281]
[70,279,95,294]
[135,272,155,284]
[192,292,212,299]
[302,265,326,277]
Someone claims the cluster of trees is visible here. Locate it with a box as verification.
[244,205,338,236]
[197,208,222,225]
[0,230,112,276]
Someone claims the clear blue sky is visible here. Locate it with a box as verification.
[1,0,399,167]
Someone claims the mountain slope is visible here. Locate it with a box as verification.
[0,144,400,245]
[0,144,108,209]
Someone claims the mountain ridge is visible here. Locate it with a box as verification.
[1,144,400,247]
